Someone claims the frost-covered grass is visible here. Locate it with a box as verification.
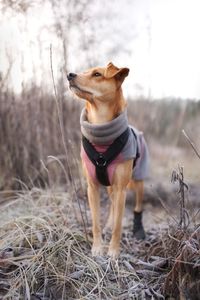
[0,187,199,299]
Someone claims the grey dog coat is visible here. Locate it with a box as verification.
[80,108,149,184]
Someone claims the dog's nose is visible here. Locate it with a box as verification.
[67,73,77,81]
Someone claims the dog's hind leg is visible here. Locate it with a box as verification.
[134,180,144,212]
[132,180,146,240]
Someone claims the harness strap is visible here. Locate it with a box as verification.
[82,127,130,186]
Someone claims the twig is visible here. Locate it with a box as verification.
[182,129,200,160]
[49,44,89,243]
[171,166,188,230]
[158,196,179,225]
[179,167,186,229]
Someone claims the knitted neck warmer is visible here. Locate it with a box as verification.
[80,108,128,145]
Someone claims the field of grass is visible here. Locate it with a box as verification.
[0,87,200,299]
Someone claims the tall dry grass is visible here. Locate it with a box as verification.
[0,87,82,189]
[127,98,200,147]
[0,85,200,189]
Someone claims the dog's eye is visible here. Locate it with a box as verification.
[93,72,101,77]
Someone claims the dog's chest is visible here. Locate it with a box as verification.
[81,143,123,185]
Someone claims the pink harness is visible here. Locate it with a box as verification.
[81,144,123,185]
[81,131,148,184]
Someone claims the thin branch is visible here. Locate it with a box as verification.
[171,166,189,230]
[182,129,200,160]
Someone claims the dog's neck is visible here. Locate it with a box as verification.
[80,107,129,145]
[85,88,126,124]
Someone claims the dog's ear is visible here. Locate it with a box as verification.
[114,67,129,84]
[105,62,119,78]
[105,62,129,85]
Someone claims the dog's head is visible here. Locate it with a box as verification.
[67,62,129,102]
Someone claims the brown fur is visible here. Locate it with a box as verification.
[68,62,144,259]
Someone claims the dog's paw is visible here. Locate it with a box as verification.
[107,246,119,260]
[92,244,103,257]
[133,226,146,240]
[133,211,146,240]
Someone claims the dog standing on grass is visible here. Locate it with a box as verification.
[67,62,149,259]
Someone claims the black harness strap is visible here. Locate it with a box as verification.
[82,127,130,186]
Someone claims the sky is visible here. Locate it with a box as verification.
[0,0,200,99]
[148,0,200,99]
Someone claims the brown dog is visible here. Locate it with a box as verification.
[67,62,149,259]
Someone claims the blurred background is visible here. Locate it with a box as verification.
[0,0,200,190]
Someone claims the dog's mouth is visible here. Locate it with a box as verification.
[69,83,92,95]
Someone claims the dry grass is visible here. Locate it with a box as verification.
[0,184,199,299]
[0,188,151,299]
[1,86,200,190]
[0,87,82,190]
[128,98,200,148]
[1,86,200,299]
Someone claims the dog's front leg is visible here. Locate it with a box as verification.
[87,182,103,256]
[107,186,126,259]
[107,160,133,259]
[103,186,114,233]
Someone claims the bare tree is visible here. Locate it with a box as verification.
[50,0,91,70]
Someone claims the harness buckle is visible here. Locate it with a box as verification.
[96,153,107,167]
